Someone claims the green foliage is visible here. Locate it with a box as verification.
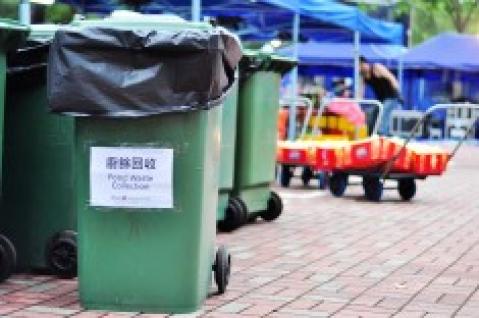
[358,0,479,45]
[45,3,75,24]
[403,0,479,44]
[0,0,19,20]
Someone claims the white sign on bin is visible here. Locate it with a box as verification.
[90,147,173,209]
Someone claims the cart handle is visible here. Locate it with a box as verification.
[381,103,479,180]
[312,98,384,137]
[280,97,314,139]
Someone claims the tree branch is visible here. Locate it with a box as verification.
[462,1,479,32]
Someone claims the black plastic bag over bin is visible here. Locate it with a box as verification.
[0,19,30,51]
[7,40,50,89]
[47,27,242,117]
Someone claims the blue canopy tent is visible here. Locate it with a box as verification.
[278,41,406,67]
[403,32,479,72]
[401,33,479,112]
[251,0,403,138]
[248,0,403,139]
[259,0,403,44]
[278,40,406,102]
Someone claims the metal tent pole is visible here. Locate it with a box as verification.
[398,57,404,94]
[19,0,31,25]
[191,0,201,22]
[288,12,300,141]
[353,31,361,98]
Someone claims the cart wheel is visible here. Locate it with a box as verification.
[218,197,247,232]
[261,191,283,222]
[280,165,293,187]
[301,167,314,186]
[398,178,416,201]
[0,234,16,283]
[213,245,231,294]
[363,177,384,202]
[318,172,329,190]
[46,230,77,278]
[329,173,348,197]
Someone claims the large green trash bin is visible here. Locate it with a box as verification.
[0,19,29,283]
[48,15,241,313]
[1,24,77,278]
[232,51,295,222]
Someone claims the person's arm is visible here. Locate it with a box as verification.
[359,76,366,98]
[373,63,400,92]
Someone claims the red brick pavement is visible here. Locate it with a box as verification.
[1,143,478,318]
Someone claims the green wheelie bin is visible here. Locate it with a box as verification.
[216,80,242,232]
[1,24,77,278]
[48,15,241,313]
[0,19,29,283]
[230,51,295,223]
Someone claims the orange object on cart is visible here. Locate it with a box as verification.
[315,137,384,171]
[278,108,288,140]
[316,136,452,176]
[276,140,315,166]
[313,141,347,171]
[379,137,412,172]
[407,144,451,176]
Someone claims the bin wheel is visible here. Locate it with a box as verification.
[363,177,384,202]
[261,191,283,222]
[280,165,293,187]
[301,167,314,186]
[318,171,329,190]
[0,234,16,283]
[46,230,77,278]
[398,178,416,201]
[329,173,348,197]
[218,197,247,232]
[214,246,231,294]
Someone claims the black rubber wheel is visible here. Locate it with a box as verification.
[213,245,231,294]
[329,173,348,197]
[280,165,293,187]
[230,198,255,223]
[301,167,314,187]
[0,234,16,283]
[398,178,416,201]
[46,230,77,278]
[261,191,283,222]
[218,197,247,232]
[363,177,384,202]
[301,167,314,186]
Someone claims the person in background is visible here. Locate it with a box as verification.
[332,78,352,98]
[359,56,401,135]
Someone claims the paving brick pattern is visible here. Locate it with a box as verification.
[1,144,478,317]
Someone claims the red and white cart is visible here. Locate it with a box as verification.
[316,104,478,201]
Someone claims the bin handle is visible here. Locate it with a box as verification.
[15,40,51,53]
[7,63,46,75]
[381,103,479,180]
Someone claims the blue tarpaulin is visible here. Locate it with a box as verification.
[261,0,403,44]
[403,32,479,72]
[278,41,406,67]
[59,0,404,44]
